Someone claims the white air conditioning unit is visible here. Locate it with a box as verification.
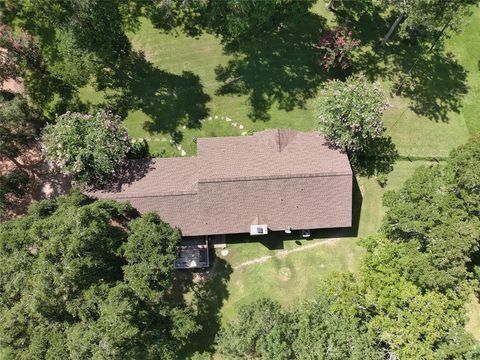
[250,224,268,235]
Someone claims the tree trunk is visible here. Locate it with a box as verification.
[381,13,405,46]
[326,0,335,11]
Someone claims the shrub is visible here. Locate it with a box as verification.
[316,27,359,71]
[316,74,397,176]
[42,111,131,187]
[128,138,150,159]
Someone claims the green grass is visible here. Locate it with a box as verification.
[445,8,480,135]
[466,294,480,343]
[79,6,479,159]
[219,237,362,321]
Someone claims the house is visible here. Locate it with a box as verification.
[93,129,353,238]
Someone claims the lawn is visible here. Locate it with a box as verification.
[78,0,480,349]
[80,5,479,159]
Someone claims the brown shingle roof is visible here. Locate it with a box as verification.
[92,129,352,236]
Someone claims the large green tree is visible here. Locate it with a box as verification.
[0,191,197,359]
[217,298,293,359]
[0,94,36,215]
[381,139,480,293]
[42,111,131,187]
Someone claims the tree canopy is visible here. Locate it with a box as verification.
[381,0,478,43]
[42,111,131,187]
[0,191,199,359]
[0,94,36,215]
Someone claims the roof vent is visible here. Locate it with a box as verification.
[250,224,268,236]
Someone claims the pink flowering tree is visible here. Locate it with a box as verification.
[42,111,131,186]
[0,25,41,84]
[316,27,359,71]
[316,75,397,176]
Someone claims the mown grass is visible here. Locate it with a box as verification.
[79,5,479,158]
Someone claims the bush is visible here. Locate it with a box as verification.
[316,74,397,176]
[316,27,359,71]
[42,111,131,187]
[128,138,150,159]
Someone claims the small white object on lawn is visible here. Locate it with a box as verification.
[181,149,186,156]
[239,125,244,129]
[221,249,229,256]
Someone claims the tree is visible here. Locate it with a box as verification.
[217,277,383,360]
[122,212,181,302]
[380,0,479,44]
[315,74,397,176]
[0,192,197,359]
[42,111,131,187]
[361,236,476,360]
[0,24,41,84]
[0,94,36,164]
[292,275,382,360]
[0,94,36,215]
[217,298,293,360]
[444,133,480,218]
[0,0,144,112]
[381,165,480,292]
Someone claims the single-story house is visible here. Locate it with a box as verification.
[93,129,353,239]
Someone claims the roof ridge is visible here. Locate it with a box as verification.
[198,171,352,184]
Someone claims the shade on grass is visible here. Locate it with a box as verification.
[80,6,479,158]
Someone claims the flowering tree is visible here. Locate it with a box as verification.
[316,27,359,71]
[42,111,131,186]
[0,25,40,84]
[316,75,397,176]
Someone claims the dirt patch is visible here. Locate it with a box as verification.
[0,144,72,221]
[278,267,292,282]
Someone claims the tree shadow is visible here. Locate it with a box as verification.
[100,159,155,192]
[100,51,211,134]
[214,10,330,121]
[331,2,469,122]
[391,51,468,121]
[170,255,233,357]
[349,136,398,177]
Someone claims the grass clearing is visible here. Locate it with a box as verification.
[466,294,480,343]
[219,237,361,322]
[80,6,478,159]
